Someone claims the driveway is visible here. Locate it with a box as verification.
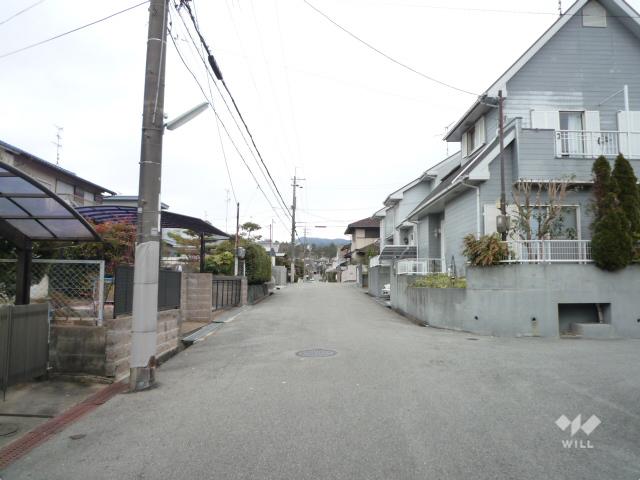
[4,282,640,479]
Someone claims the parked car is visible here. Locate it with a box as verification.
[382,284,390,296]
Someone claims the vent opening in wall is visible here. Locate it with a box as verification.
[583,1,607,28]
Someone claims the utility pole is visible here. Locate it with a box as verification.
[130,0,168,392]
[498,90,508,241]
[290,175,303,284]
[234,202,240,275]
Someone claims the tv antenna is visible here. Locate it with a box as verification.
[52,125,63,165]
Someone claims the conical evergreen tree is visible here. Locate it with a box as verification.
[612,154,640,237]
[591,186,633,271]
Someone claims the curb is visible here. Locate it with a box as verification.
[0,381,128,470]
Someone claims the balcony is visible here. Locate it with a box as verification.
[397,258,445,275]
[555,130,640,159]
[503,240,592,264]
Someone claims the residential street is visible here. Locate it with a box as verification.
[5,283,640,480]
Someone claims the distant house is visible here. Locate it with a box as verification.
[344,217,380,263]
[0,140,115,206]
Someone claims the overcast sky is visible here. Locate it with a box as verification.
[2,0,639,241]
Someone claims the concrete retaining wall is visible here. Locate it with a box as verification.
[368,266,390,297]
[391,264,640,338]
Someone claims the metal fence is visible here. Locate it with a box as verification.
[555,130,640,158]
[503,240,592,263]
[0,259,105,324]
[396,258,445,276]
[212,277,241,310]
[0,303,49,398]
[113,265,182,318]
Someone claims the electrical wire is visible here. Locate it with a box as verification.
[0,0,47,26]
[0,0,149,60]
[178,0,293,219]
[174,9,292,225]
[169,27,291,233]
[302,0,478,96]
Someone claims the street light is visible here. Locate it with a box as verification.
[165,102,209,131]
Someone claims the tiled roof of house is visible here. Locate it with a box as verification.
[344,217,380,234]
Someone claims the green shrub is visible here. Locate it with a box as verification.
[462,234,510,266]
[412,274,466,289]
[205,251,234,275]
[244,243,272,285]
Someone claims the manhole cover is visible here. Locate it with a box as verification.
[296,349,337,358]
[0,423,19,437]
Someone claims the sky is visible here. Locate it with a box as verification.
[2,0,639,241]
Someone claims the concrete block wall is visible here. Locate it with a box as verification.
[391,264,640,338]
[104,309,181,380]
[50,310,181,381]
[49,324,107,376]
[180,273,213,323]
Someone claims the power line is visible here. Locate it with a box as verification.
[0,0,149,60]
[168,26,291,234]
[302,0,478,96]
[175,1,293,220]
[181,0,293,219]
[0,0,47,26]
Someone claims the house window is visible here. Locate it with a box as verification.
[466,126,475,154]
[559,111,585,156]
[462,116,485,157]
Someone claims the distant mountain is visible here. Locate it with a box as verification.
[300,237,350,247]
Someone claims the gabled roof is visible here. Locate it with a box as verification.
[344,217,380,235]
[0,139,116,195]
[445,0,640,142]
[383,177,422,205]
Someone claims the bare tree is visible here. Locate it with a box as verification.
[511,178,573,240]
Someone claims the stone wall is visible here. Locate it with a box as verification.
[391,264,640,338]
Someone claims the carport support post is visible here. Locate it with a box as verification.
[130,0,168,392]
[14,240,32,305]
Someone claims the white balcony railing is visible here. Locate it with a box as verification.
[503,240,592,264]
[555,130,640,158]
[397,258,445,275]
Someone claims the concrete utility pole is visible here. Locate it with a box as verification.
[290,176,303,284]
[234,202,240,276]
[130,0,168,392]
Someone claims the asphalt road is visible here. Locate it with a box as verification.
[5,282,640,479]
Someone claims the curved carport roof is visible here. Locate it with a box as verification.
[0,160,100,304]
[75,205,229,238]
[76,205,230,273]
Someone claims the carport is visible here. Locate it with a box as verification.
[0,160,100,305]
[0,160,100,395]
[76,205,230,272]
